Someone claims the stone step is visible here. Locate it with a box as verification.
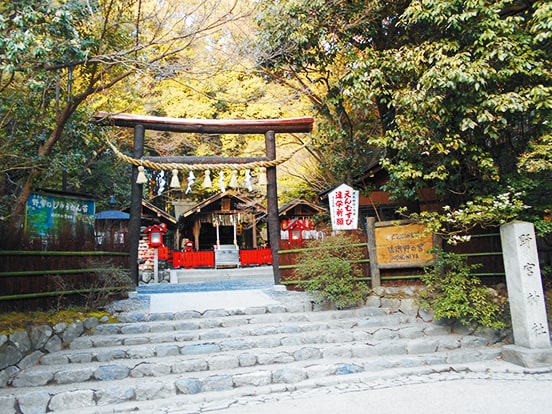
[99,306,395,333]
[9,331,490,389]
[0,297,504,414]
[69,309,412,349]
[0,347,502,413]
[39,320,449,367]
[171,266,274,283]
[112,303,392,324]
[41,323,450,365]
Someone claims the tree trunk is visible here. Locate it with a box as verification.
[10,99,81,227]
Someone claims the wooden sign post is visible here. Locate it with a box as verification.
[366,218,436,288]
[375,222,435,268]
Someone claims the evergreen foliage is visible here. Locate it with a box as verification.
[293,233,366,309]
[255,0,552,232]
[419,251,507,329]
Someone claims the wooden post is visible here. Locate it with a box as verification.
[233,216,237,246]
[129,124,144,287]
[366,216,381,288]
[193,220,200,250]
[153,247,159,284]
[252,218,258,249]
[266,130,281,285]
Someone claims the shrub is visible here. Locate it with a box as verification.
[419,251,507,329]
[293,233,366,309]
[53,259,132,310]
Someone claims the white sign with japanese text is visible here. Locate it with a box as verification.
[329,183,359,230]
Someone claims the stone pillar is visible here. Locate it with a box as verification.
[500,221,552,367]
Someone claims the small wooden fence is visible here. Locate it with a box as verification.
[165,248,273,269]
[4,227,548,311]
[0,250,130,312]
[278,230,507,288]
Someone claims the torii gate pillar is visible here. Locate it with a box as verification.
[94,112,313,288]
[129,125,145,286]
[265,130,281,284]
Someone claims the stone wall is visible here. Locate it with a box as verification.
[366,285,427,317]
[140,268,171,284]
[0,315,110,387]
[362,285,508,343]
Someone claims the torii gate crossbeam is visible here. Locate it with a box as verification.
[93,112,314,286]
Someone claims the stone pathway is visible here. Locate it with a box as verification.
[1,282,551,413]
[197,368,552,414]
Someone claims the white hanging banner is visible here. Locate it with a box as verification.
[329,183,359,230]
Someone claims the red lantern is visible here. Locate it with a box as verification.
[145,224,166,248]
[185,240,193,252]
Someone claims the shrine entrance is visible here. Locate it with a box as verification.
[93,112,314,286]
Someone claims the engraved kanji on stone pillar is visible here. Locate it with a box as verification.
[500,221,550,349]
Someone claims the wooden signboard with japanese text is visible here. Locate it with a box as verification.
[374,222,435,269]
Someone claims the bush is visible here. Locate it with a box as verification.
[419,251,507,329]
[293,233,366,309]
[53,259,132,310]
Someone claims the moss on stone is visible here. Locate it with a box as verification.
[0,309,115,335]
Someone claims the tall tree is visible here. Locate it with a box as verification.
[0,0,251,226]
[134,2,313,205]
[254,0,409,190]
[346,0,551,234]
[255,0,551,235]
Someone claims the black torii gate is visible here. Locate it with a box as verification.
[93,112,314,286]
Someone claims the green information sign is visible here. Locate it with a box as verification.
[25,192,95,238]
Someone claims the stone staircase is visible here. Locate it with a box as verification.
[0,302,502,414]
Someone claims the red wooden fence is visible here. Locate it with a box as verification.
[240,248,273,266]
[170,248,273,269]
